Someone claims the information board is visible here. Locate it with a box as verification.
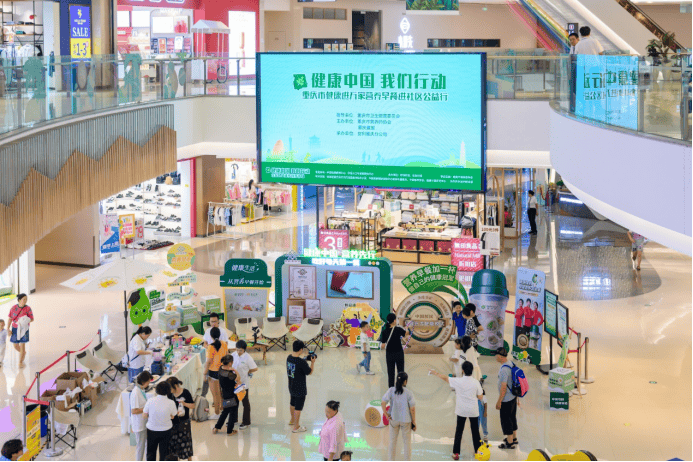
[258,52,486,191]
[451,238,483,272]
[69,5,91,59]
[544,289,558,339]
[557,301,569,341]
[318,229,349,251]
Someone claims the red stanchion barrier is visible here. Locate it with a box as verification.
[24,398,50,406]
[39,354,67,375]
[69,338,95,354]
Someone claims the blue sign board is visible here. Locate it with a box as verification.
[575,55,639,130]
[69,5,91,59]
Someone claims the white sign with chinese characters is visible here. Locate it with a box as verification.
[398,17,413,49]
[479,225,500,257]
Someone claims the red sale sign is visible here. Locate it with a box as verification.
[451,237,484,272]
[319,229,349,251]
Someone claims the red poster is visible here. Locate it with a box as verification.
[451,237,484,272]
[319,229,349,251]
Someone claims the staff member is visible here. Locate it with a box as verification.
[203,314,229,346]
[527,190,538,235]
[128,326,153,383]
[379,314,411,388]
[8,294,33,368]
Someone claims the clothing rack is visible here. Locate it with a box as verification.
[207,201,247,240]
[260,184,293,222]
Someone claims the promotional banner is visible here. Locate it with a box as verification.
[220,259,272,288]
[512,267,546,364]
[224,288,270,330]
[451,238,484,272]
[575,55,638,130]
[228,11,256,77]
[167,243,196,271]
[319,229,349,251]
[100,214,120,257]
[119,214,135,245]
[69,5,92,59]
[401,264,468,302]
[258,53,486,191]
[20,405,41,460]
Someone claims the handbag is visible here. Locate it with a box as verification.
[222,397,237,408]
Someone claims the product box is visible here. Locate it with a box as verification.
[158,311,181,332]
[92,377,107,394]
[200,295,222,314]
[41,389,80,411]
[420,240,434,252]
[177,305,199,322]
[548,367,575,394]
[56,372,90,392]
[384,238,401,250]
[82,384,98,403]
[402,239,417,251]
[436,241,452,253]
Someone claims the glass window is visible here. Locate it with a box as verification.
[303,8,313,19]
[335,9,346,20]
[324,8,335,19]
[313,8,323,19]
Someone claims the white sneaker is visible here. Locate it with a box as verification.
[207,413,219,420]
[366,370,375,375]
[239,424,249,430]
[356,364,361,374]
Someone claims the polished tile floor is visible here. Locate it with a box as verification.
[0,201,690,461]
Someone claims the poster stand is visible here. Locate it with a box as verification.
[536,336,553,375]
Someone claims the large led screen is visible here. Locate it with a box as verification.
[257,52,486,191]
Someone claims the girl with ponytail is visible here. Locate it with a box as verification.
[381,372,416,460]
[203,327,228,417]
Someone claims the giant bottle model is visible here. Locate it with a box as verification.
[469,269,509,355]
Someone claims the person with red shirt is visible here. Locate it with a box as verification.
[522,300,534,336]
[513,298,525,345]
[528,301,544,328]
[7,294,34,368]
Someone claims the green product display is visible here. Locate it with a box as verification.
[549,368,575,394]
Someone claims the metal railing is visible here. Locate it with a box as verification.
[0,52,688,142]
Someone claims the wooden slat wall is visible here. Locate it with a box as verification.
[0,126,177,273]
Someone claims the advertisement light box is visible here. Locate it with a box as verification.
[257,52,486,192]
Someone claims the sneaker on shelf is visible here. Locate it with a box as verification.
[135,195,143,200]
[116,194,124,198]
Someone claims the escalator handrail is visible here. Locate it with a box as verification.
[612,0,686,51]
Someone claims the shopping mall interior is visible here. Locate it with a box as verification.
[0,0,690,461]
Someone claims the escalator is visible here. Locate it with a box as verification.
[512,0,686,54]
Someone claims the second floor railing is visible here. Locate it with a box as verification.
[0,52,689,142]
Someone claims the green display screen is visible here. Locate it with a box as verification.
[257,52,486,191]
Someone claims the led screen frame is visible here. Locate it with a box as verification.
[544,289,558,339]
[256,52,487,192]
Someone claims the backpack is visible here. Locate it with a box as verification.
[502,362,529,397]
[192,395,209,422]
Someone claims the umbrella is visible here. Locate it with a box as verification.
[61,258,181,355]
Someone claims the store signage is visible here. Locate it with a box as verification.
[396,292,453,348]
[167,243,196,271]
[318,229,349,251]
[220,259,272,288]
[566,23,578,35]
[69,5,91,60]
[451,238,483,272]
[479,225,500,257]
[575,55,638,130]
[512,267,546,365]
[398,18,413,49]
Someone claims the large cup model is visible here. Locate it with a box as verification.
[469,269,509,355]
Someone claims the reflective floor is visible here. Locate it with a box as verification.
[0,197,690,461]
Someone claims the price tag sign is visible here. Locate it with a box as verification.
[319,229,349,251]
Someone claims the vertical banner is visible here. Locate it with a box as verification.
[512,267,546,364]
[228,11,256,76]
[69,5,92,60]
[119,214,136,245]
[100,214,120,259]
[20,405,41,460]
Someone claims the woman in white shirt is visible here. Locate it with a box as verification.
[458,336,481,382]
[143,381,177,461]
[128,326,153,383]
[431,362,483,460]
[130,371,153,461]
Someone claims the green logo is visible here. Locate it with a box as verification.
[293,74,308,90]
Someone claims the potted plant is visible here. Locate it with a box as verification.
[646,32,677,69]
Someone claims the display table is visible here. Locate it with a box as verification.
[115,349,204,434]
[381,227,461,264]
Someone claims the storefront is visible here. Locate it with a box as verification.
[117,4,194,55]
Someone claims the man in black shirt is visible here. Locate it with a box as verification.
[286,340,315,433]
[379,313,412,388]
